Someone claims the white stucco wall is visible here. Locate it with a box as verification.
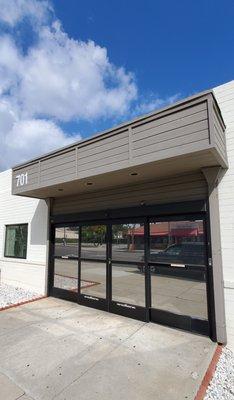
[214,80,234,347]
[0,169,48,294]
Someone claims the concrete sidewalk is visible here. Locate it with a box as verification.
[0,297,216,400]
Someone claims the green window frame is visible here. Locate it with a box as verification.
[4,224,28,259]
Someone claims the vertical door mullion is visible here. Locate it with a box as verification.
[48,223,55,294]
[107,223,111,311]
[144,218,150,321]
[110,223,112,306]
[78,225,81,295]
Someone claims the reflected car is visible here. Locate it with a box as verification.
[138,242,206,280]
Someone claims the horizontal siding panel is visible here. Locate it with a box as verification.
[213,112,225,143]
[40,153,76,171]
[78,160,130,179]
[132,102,207,133]
[133,120,208,150]
[213,105,227,162]
[133,140,209,166]
[12,163,39,192]
[132,109,208,142]
[78,144,129,166]
[40,165,76,182]
[40,173,77,187]
[40,149,76,184]
[12,93,227,195]
[78,131,128,157]
[77,131,129,175]
[220,109,234,123]
[214,125,225,149]
[215,132,226,160]
[13,164,38,179]
[214,83,234,98]
[133,131,208,158]
[78,152,129,173]
[133,120,208,149]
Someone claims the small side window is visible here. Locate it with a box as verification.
[4,224,28,259]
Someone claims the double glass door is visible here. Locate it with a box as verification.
[53,223,108,309]
[51,215,210,335]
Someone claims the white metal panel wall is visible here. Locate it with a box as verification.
[0,169,48,294]
[214,81,234,348]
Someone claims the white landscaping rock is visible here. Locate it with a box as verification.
[0,283,40,308]
[204,347,234,400]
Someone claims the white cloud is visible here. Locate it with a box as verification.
[0,0,52,27]
[0,1,138,169]
[17,22,137,121]
[133,94,181,116]
[0,0,178,171]
[0,22,137,122]
[0,101,80,170]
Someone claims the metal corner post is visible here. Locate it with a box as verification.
[202,166,227,344]
[45,198,52,296]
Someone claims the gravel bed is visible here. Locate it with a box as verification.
[204,347,234,400]
[0,283,40,308]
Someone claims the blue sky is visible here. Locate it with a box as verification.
[56,0,234,136]
[56,0,234,93]
[0,0,233,169]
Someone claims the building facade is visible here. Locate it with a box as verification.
[0,169,48,294]
[0,81,233,346]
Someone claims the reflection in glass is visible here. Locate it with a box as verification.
[5,224,28,258]
[80,260,106,298]
[54,226,79,257]
[81,225,106,260]
[54,259,78,292]
[149,219,208,320]
[149,220,205,266]
[112,223,144,262]
[112,263,145,306]
[151,272,208,319]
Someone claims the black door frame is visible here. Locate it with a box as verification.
[78,221,109,311]
[109,217,148,322]
[48,200,216,339]
[147,214,210,336]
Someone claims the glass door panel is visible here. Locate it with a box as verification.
[149,220,206,266]
[53,226,79,295]
[54,259,78,292]
[54,226,79,258]
[79,225,107,304]
[112,223,145,263]
[149,219,209,333]
[112,263,145,307]
[150,272,208,319]
[110,222,147,320]
[80,260,106,298]
[81,225,107,260]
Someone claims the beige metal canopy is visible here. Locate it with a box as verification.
[12,90,227,199]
